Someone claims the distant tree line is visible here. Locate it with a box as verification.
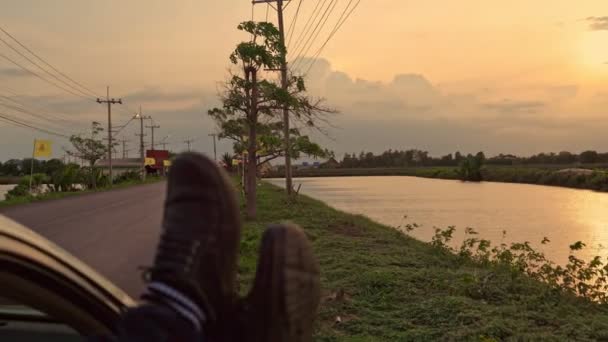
[339,149,608,168]
[0,158,69,177]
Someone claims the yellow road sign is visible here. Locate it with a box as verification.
[33,139,52,158]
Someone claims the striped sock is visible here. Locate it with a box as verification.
[146,282,206,332]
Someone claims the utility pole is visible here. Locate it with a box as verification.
[135,106,150,180]
[208,133,217,160]
[253,0,293,195]
[96,86,122,187]
[146,119,160,151]
[184,138,194,152]
[160,135,170,151]
[118,138,129,159]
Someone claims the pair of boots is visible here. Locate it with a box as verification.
[134,153,320,341]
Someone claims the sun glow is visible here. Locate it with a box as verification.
[580,31,608,70]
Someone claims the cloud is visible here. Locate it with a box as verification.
[297,58,608,156]
[0,67,31,78]
[546,85,578,100]
[586,16,608,31]
[122,88,203,104]
[482,100,545,115]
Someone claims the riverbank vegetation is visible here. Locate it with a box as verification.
[239,181,608,340]
[339,149,608,168]
[268,166,608,192]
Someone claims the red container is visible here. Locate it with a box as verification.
[146,150,169,170]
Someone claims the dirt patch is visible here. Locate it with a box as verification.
[329,222,365,237]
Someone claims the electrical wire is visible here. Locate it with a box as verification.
[0,26,100,98]
[113,116,135,136]
[286,0,304,47]
[0,99,73,129]
[266,3,270,22]
[288,0,325,55]
[0,52,92,100]
[291,0,338,70]
[303,0,361,74]
[0,91,75,124]
[0,111,70,138]
[0,35,95,99]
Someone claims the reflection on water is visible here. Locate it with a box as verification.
[268,176,608,265]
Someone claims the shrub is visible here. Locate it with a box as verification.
[115,170,141,184]
[425,225,608,304]
[49,164,83,192]
[5,173,47,199]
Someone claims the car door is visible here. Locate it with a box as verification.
[0,215,135,340]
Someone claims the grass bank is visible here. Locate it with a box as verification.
[265,166,608,192]
[239,182,608,341]
[0,177,163,208]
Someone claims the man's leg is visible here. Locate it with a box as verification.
[99,153,242,341]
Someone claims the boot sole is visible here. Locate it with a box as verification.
[252,223,321,342]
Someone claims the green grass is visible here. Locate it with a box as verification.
[0,176,164,208]
[239,182,608,341]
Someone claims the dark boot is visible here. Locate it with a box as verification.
[143,152,242,337]
[241,223,321,342]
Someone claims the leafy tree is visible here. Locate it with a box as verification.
[68,121,107,189]
[579,150,598,164]
[221,152,234,172]
[458,154,484,182]
[208,21,333,219]
[48,164,83,192]
[42,158,65,175]
[454,151,463,164]
[556,151,576,164]
[20,158,41,176]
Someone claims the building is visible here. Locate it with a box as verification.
[320,157,339,169]
[97,158,142,176]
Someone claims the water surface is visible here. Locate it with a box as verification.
[268,176,608,265]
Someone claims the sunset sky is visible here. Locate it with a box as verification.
[1,0,607,160]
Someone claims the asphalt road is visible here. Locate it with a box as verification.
[0,182,166,298]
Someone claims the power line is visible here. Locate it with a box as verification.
[288,0,325,54]
[286,0,304,47]
[0,26,141,130]
[266,3,270,22]
[290,0,338,70]
[0,52,92,100]
[0,25,100,98]
[0,92,75,125]
[0,35,94,99]
[0,99,73,133]
[0,111,70,138]
[303,0,362,75]
[113,116,135,136]
[0,109,72,138]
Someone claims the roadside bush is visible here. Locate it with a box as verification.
[114,170,141,184]
[48,164,83,192]
[5,173,47,199]
[82,167,109,189]
[423,225,608,304]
